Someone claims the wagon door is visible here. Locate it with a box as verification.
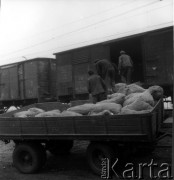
[18,64,25,99]
[0,65,18,100]
[37,60,50,102]
[9,65,19,100]
[143,29,173,86]
[49,60,57,99]
[56,53,73,98]
[0,68,10,100]
[72,45,110,98]
[24,61,38,99]
[72,48,90,97]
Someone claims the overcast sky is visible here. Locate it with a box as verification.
[0,0,173,65]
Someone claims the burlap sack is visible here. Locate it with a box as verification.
[67,103,95,115]
[123,90,154,107]
[123,97,153,111]
[92,103,122,114]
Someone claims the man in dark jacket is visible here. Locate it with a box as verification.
[87,70,107,103]
[94,59,116,93]
[118,50,133,84]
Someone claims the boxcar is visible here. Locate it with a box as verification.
[54,26,173,102]
[0,58,56,108]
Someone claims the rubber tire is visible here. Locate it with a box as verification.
[46,140,73,155]
[13,143,42,174]
[86,142,115,175]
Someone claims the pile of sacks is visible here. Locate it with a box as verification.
[14,107,82,118]
[67,83,163,116]
[14,83,163,117]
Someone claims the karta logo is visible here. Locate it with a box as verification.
[101,158,173,179]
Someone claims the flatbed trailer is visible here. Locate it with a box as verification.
[0,99,164,175]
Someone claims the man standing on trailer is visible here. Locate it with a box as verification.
[94,59,116,93]
[87,70,107,104]
[118,50,133,84]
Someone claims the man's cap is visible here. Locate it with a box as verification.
[120,50,126,54]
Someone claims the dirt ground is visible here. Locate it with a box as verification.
[0,125,172,180]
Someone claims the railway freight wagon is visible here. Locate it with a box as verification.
[0,58,56,108]
[54,26,173,102]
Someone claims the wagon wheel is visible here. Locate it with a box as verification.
[13,143,43,174]
[86,142,115,175]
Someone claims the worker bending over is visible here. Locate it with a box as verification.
[94,59,116,93]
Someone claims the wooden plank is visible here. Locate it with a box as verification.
[0,69,10,100]
[107,117,142,126]
[0,119,21,135]
[75,119,106,134]
[21,118,47,135]
[72,48,89,64]
[24,61,38,99]
[9,66,19,100]
[56,53,72,96]
[46,118,74,134]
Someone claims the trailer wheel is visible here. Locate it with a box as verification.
[13,143,42,174]
[86,142,114,175]
[46,140,73,155]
